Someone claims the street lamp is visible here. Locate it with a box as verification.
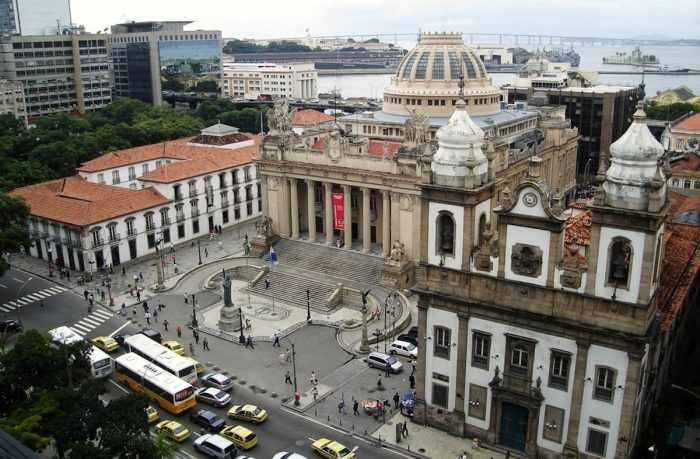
[191,294,198,328]
[281,335,300,406]
[102,274,114,306]
[46,242,53,276]
[57,330,74,389]
[670,384,700,401]
[238,307,245,343]
[197,240,202,265]
[155,236,164,291]
[373,329,382,352]
[15,277,33,326]
[383,291,399,353]
[306,289,311,323]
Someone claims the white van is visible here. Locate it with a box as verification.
[193,434,237,459]
[389,340,418,358]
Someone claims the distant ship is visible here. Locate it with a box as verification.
[544,48,581,67]
[603,45,660,66]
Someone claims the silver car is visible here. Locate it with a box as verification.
[201,373,234,392]
[195,387,232,408]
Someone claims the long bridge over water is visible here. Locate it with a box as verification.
[236,32,698,47]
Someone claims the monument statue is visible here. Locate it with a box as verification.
[404,110,430,146]
[255,215,273,237]
[267,99,295,135]
[389,239,406,262]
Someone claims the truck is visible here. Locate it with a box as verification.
[243,92,260,101]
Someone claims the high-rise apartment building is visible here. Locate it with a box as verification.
[0,0,72,36]
[107,21,222,105]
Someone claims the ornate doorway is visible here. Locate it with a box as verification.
[499,402,528,451]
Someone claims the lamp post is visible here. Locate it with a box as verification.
[383,291,399,353]
[191,294,198,328]
[46,242,53,276]
[15,277,33,326]
[197,240,202,265]
[281,335,300,406]
[373,329,382,352]
[238,307,245,343]
[155,236,164,291]
[306,289,311,323]
[57,330,74,389]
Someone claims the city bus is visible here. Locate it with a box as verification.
[88,346,113,378]
[123,334,197,384]
[48,326,112,378]
[114,353,196,415]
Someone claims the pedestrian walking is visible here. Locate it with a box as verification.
[393,392,400,409]
[153,309,158,322]
[409,374,415,389]
[245,336,254,348]
[193,330,200,344]
[202,338,209,350]
[402,421,409,438]
[132,307,137,318]
[142,301,148,312]
[285,371,292,384]
[133,273,139,284]
[204,247,208,258]
[377,375,383,389]
[176,325,182,337]
[218,241,223,251]
[136,290,141,302]
[279,353,285,365]
[353,399,360,415]
[169,242,174,253]
[286,349,292,362]
[184,292,188,304]
[312,386,319,401]
[145,311,151,325]
[174,263,179,275]
[189,343,195,355]
[411,360,416,375]
[338,399,346,414]
[138,271,143,281]
[310,371,318,385]
[272,333,280,347]
[163,319,169,331]
[245,318,251,330]
[156,299,161,312]
[83,289,89,301]
[385,362,391,377]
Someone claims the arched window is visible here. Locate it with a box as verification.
[607,237,632,288]
[437,212,455,256]
[478,213,487,246]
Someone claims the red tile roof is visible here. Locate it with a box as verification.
[564,209,591,246]
[670,152,700,172]
[292,109,335,126]
[310,138,326,151]
[367,140,402,157]
[674,113,700,130]
[10,176,170,226]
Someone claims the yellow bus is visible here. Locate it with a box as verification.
[114,353,196,415]
[124,334,197,384]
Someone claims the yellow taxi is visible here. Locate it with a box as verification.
[187,356,204,374]
[227,404,268,424]
[90,336,119,353]
[155,420,191,442]
[162,340,185,356]
[220,425,258,450]
[145,406,159,424]
[311,438,357,459]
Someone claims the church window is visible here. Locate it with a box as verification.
[510,345,529,374]
[437,212,455,256]
[434,326,451,359]
[448,52,460,79]
[478,214,486,246]
[594,366,616,403]
[414,52,430,79]
[652,235,663,283]
[471,332,490,369]
[432,52,444,80]
[549,351,571,390]
[607,238,631,288]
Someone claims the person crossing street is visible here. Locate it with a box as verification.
[285,371,292,384]
[163,320,169,331]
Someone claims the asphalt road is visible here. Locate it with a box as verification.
[1,267,405,459]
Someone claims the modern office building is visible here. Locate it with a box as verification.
[10,123,262,271]
[107,21,222,105]
[0,0,72,36]
[0,32,111,119]
[0,79,27,124]
[222,61,317,100]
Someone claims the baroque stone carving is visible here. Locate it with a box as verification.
[400,194,413,211]
[474,221,499,272]
[255,215,273,237]
[510,243,543,277]
[559,242,588,289]
[404,110,430,146]
[266,99,295,135]
[389,239,406,262]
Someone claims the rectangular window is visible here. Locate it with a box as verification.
[142,164,149,174]
[112,170,120,184]
[145,214,154,230]
[432,383,448,408]
[434,327,451,359]
[192,219,200,234]
[97,173,105,184]
[511,345,529,374]
[594,367,615,403]
[549,351,571,390]
[471,332,490,369]
[128,166,136,180]
[586,429,607,456]
[108,226,118,241]
[126,220,135,236]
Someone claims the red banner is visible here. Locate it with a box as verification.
[332,192,344,230]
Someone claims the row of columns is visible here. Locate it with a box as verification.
[285,178,392,256]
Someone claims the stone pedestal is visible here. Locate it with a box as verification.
[381,261,414,290]
[250,235,274,258]
[218,304,243,332]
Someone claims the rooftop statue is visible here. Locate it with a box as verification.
[267,100,295,135]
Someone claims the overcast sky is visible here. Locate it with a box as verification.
[68,0,699,41]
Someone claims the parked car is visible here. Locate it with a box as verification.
[189,409,226,432]
[195,387,232,408]
[407,326,418,338]
[273,453,309,459]
[0,319,22,333]
[396,334,418,347]
[367,352,403,373]
[201,373,234,391]
[388,340,418,358]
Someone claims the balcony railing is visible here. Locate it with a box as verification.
[502,371,534,394]
[50,234,62,243]
[145,223,156,233]
[128,174,136,180]
[174,193,183,201]
[161,217,171,226]
[176,212,185,222]
[189,189,197,198]
[39,231,50,239]
[221,199,229,207]
[91,239,104,249]
[127,228,137,237]
[192,209,200,217]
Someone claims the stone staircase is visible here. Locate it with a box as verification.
[248,270,338,313]
[271,238,387,286]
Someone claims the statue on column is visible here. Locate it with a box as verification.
[255,215,273,238]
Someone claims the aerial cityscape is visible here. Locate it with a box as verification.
[1,1,699,459]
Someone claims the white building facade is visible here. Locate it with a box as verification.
[222,62,317,100]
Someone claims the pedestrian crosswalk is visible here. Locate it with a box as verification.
[71,309,114,336]
[0,286,67,312]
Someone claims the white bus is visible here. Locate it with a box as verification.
[123,334,197,384]
[114,353,196,414]
[48,326,113,378]
[88,346,113,378]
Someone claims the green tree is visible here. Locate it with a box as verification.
[195,80,219,93]
[0,193,30,276]
[0,113,25,135]
[645,101,700,121]
[161,76,184,91]
[0,159,54,192]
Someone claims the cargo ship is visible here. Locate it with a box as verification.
[603,45,660,66]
